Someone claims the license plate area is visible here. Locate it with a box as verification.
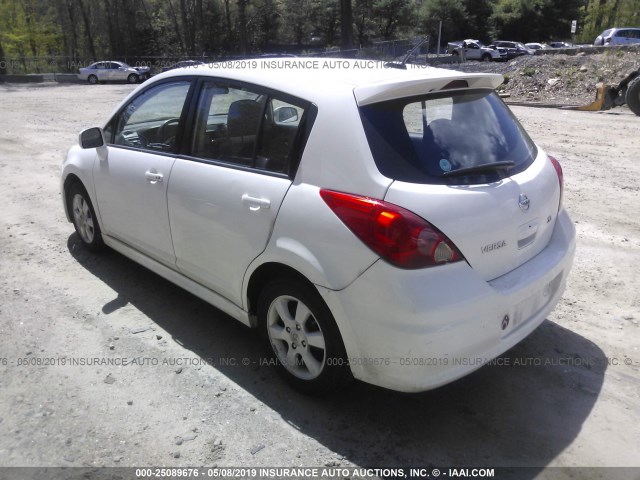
[503,272,563,336]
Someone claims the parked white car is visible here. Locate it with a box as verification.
[62,59,575,393]
[594,27,640,46]
[448,39,507,61]
[78,61,150,84]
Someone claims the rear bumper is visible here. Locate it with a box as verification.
[320,209,576,392]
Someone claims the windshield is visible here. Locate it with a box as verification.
[359,89,537,185]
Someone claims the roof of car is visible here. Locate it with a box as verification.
[155,58,503,105]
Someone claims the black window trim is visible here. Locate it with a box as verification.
[103,75,317,179]
[177,76,316,180]
[104,75,199,158]
[359,87,538,185]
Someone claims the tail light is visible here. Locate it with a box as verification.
[549,155,564,211]
[320,189,464,269]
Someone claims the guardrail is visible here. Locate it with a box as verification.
[0,73,84,84]
[534,43,640,56]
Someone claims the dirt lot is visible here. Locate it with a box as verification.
[0,82,639,478]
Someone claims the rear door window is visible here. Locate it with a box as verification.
[360,89,537,185]
[190,81,309,175]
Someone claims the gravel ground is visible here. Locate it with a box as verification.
[0,82,639,478]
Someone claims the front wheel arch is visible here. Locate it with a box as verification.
[65,178,104,252]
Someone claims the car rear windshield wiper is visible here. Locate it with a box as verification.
[441,160,515,178]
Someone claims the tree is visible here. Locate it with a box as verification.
[311,0,340,46]
[465,0,496,41]
[237,0,249,54]
[490,0,584,43]
[353,0,374,46]
[0,38,6,74]
[281,0,312,45]
[372,0,413,40]
[582,0,640,42]
[76,0,96,60]
[340,0,354,49]
[419,0,470,45]
[249,0,282,49]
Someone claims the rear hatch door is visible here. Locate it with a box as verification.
[358,88,561,280]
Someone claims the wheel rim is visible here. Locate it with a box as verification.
[89,76,97,84]
[267,295,326,380]
[128,74,137,84]
[72,193,95,244]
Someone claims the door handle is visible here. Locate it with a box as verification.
[145,171,163,183]
[241,194,271,211]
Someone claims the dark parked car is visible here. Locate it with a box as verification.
[492,41,535,59]
[549,42,572,49]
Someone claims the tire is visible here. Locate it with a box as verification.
[67,182,104,252]
[626,76,640,116]
[482,54,492,62]
[127,73,139,84]
[88,75,98,85]
[257,278,351,394]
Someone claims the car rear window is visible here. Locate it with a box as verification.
[359,89,537,185]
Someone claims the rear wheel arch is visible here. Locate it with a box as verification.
[251,264,352,393]
[246,262,314,321]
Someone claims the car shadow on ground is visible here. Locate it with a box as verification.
[69,234,606,477]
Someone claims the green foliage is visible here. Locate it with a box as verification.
[0,0,63,65]
[0,0,633,74]
[420,0,470,44]
[354,0,414,45]
[490,0,584,43]
[581,0,640,43]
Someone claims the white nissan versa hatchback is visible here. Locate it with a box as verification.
[62,59,575,393]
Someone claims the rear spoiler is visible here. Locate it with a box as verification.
[354,73,504,106]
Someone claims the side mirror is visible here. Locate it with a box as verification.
[79,127,105,149]
[274,106,298,124]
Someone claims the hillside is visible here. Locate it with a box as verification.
[439,47,640,107]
